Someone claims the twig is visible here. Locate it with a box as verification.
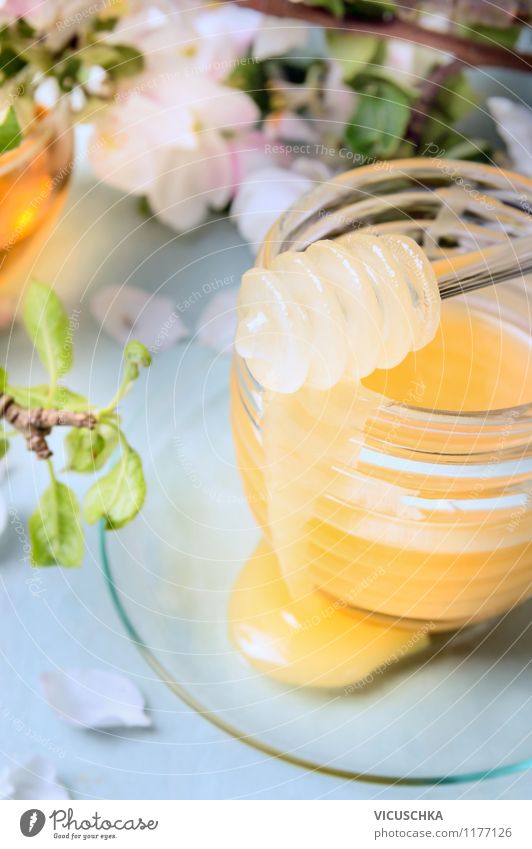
[230,0,532,72]
[0,394,96,460]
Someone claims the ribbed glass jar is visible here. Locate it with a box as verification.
[231,159,532,632]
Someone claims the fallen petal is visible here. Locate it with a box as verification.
[196,289,238,354]
[90,284,188,350]
[0,755,69,800]
[41,668,151,730]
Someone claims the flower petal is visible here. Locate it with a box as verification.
[147,132,233,231]
[488,97,532,178]
[0,756,69,801]
[253,16,310,61]
[91,284,188,350]
[41,669,151,730]
[264,110,319,144]
[196,288,238,354]
[231,164,315,245]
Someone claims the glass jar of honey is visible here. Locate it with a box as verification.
[230,160,532,687]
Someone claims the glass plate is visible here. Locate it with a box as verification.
[100,341,532,786]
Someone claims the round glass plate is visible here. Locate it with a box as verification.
[100,341,532,787]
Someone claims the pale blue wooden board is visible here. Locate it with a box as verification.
[1,94,532,800]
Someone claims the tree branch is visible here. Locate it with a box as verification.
[230,0,532,73]
[0,394,96,460]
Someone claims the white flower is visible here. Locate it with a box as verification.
[0,0,55,29]
[109,2,261,81]
[41,668,151,730]
[226,129,286,185]
[319,61,356,138]
[146,132,234,231]
[34,77,61,110]
[192,4,262,80]
[264,110,320,144]
[115,3,308,77]
[231,161,326,246]
[89,82,198,195]
[266,61,355,144]
[0,756,69,800]
[84,64,108,96]
[488,97,532,178]
[106,2,195,72]
[385,41,444,86]
[143,79,259,230]
[252,15,310,61]
[0,1,109,48]
[90,284,188,350]
[90,74,259,224]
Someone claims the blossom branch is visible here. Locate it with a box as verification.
[231,0,532,72]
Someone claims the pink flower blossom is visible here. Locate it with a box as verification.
[0,1,110,47]
[90,74,260,213]
[108,1,262,81]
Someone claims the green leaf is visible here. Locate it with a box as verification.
[8,385,88,411]
[137,195,153,218]
[353,68,417,101]
[345,79,412,159]
[434,71,475,124]
[29,480,84,567]
[457,24,521,50]
[0,105,22,153]
[123,340,152,381]
[57,55,81,92]
[344,0,396,16]
[226,58,270,113]
[0,436,9,460]
[0,367,7,392]
[107,45,144,79]
[84,444,146,529]
[16,18,36,38]
[0,45,27,82]
[65,423,119,473]
[94,16,119,32]
[22,281,73,380]
[81,44,124,68]
[325,33,379,82]
[82,43,144,79]
[444,138,491,161]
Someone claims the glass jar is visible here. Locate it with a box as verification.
[0,104,74,316]
[231,159,532,632]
